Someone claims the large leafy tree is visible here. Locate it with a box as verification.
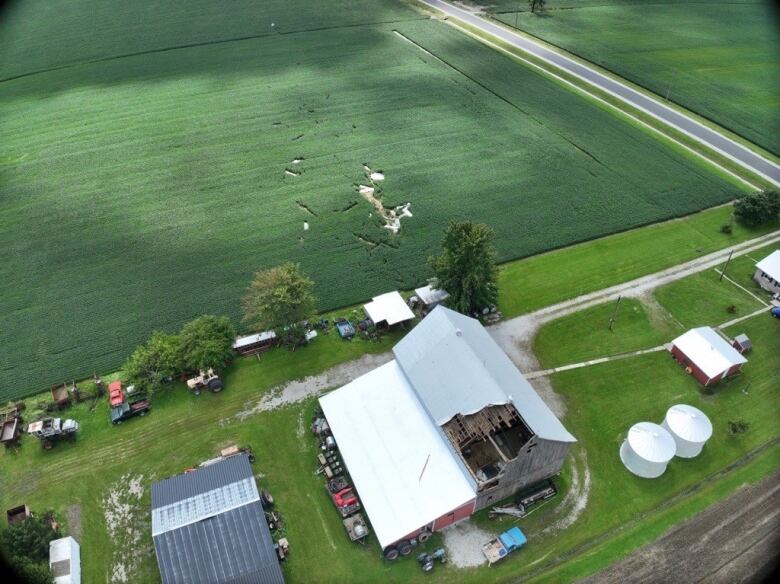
[123,331,182,393]
[2,513,57,584]
[242,263,316,348]
[179,315,236,372]
[429,220,499,315]
[733,190,780,226]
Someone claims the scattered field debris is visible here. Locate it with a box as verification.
[304,221,309,231]
[284,169,300,177]
[370,172,385,181]
[357,165,412,234]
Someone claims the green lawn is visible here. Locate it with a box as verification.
[498,205,778,318]
[0,0,747,400]
[532,298,681,369]
[485,0,780,155]
[654,259,769,329]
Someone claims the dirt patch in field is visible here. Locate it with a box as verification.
[442,520,491,568]
[580,470,780,584]
[102,474,153,583]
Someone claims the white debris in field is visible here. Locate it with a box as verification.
[358,185,375,195]
[441,520,491,568]
[103,474,153,583]
[384,203,413,234]
[292,158,303,164]
[370,172,385,181]
[304,221,309,231]
[284,169,299,177]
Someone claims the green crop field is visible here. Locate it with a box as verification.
[483,0,780,155]
[0,0,744,400]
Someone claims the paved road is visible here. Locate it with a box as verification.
[419,0,780,186]
[579,470,780,584]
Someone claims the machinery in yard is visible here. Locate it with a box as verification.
[489,480,557,519]
[6,505,31,525]
[186,368,223,395]
[330,485,362,518]
[482,526,527,566]
[771,306,780,319]
[1,405,23,447]
[343,513,369,543]
[27,417,79,448]
[108,381,150,425]
[417,548,447,572]
[334,318,355,340]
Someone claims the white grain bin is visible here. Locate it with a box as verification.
[50,536,81,584]
[619,422,676,478]
[662,404,712,458]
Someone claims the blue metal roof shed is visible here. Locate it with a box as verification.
[151,454,284,584]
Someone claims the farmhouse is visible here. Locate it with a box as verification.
[319,306,576,556]
[151,454,284,584]
[670,327,747,386]
[753,249,780,294]
[363,291,415,327]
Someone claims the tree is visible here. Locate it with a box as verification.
[733,190,780,226]
[429,221,499,315]
[123,331,182,393]
[179,315,236,372]
[528,0,547,13]
[242,263,316,348]
[9,557,53,584]
[2,514,59,573]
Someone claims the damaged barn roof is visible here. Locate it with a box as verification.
[393,306,575,443]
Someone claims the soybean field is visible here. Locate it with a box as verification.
[484,0,780,155]
[0,0,740,399]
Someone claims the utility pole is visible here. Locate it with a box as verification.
[719,250,734,282]
[608,295,622,332]
[515,10,519,28]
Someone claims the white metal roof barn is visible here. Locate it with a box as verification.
[620,422,677,478]
[670,327,747,385]
[319,360,476,549]
[662,404,713,458]
[363,291,415,326]
[755,249,780,281]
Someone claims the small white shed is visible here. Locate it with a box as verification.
[364,291,415,326]
[620,422,676,478]
[50,536,81,584]
[662,404,712,458]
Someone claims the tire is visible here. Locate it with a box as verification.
[418,531,431,544]
[398,541,413,556]
[384,547,399,561]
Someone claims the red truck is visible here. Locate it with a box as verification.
[108,381,150,425]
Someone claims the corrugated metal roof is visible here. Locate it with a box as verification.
[152,454,254,509]
[672,327,747,379]
[151,455,284,584]
[393,306,575,443]
[153,503,284,584]
[233,331,276,349]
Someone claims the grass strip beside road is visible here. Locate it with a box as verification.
[498,206,778,318]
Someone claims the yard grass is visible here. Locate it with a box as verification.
[484,0,780,155]
[0,0,747,400]
[532,298,681,369]
[653,244,779,328]
[498,205,778,318]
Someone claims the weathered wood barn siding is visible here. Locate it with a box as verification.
[475,437,571,510]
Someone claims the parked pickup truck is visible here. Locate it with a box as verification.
[482,527,527,566]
